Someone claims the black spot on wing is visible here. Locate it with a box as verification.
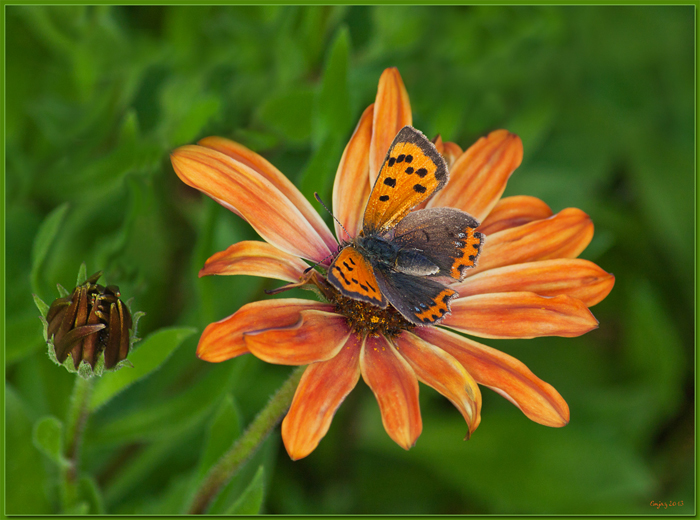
[379,195,390,202]
[384,177,396,187]
[405,154,413,163]
[405,167,414,174]
[415,168,428,178]
[396,154,405,163]
[333,265,350,285]
[388,157,396,167]
[413,184,427,193]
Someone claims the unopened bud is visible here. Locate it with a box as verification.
[34,266,143,378]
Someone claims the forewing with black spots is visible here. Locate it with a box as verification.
[393,207,484,281]
[372,265,457,325]
[363,126,448,235]
[327,246,387,308]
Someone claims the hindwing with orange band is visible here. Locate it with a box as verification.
[372,266,458,325]
[393,207,485,281]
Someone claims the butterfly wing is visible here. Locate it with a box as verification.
[363,126,448,235]
[393,207,484,281]
[372,265,457,325]
[327,246,387,308]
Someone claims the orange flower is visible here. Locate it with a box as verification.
[171,68,614,460]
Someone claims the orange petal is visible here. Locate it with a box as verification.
[455,259,615,307]
[369,68,412,185]
[243,310,350,365]
[332,104,374,240]
[432,136,463,171]
[196,299,333,362]
[417,327,569,427]
[396,332,482,436]
[282,334,362,460]
[428,130,523,222]
[199,241,308,282]
[470,208,594,276]
[360,335,422,450]
[171,145,335,262]
[442,141,463,170]
[478,195,553,235]
[198,136,338,252]
[443,292,599,339]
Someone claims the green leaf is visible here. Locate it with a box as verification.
[257,87,315,144]
[103,436,181,507]
[30,202,70,294]
[297,133,343,206]
[78,476,105,514]
[32,415,69,468]
[226,465,265,514]
[314,25,352,145]
[64,502,90,515]
[197,394,243,480]
[89,327,196,411]
[91,361,236,445]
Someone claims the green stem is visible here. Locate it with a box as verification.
[187,365,306,514]
[61,375,94,511]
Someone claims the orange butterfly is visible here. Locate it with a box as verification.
[328,126,484,325]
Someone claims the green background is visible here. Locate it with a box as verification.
[5,5,695,514]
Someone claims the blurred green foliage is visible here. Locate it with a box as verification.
[5,5,694,515]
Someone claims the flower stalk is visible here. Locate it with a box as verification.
[187,365,306,514]
[60,375,95,511]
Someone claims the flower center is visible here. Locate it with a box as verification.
[306,271,414,338]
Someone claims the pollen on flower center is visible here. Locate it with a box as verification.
[322,280,414,338]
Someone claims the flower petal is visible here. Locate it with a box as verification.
[171,145,334,262]
[442,291,599,339]
[442,141,463,170]
[199,136,338,252]
[478,195,553,235]
[196,299,333,362]
[432,136,463,170]
[369,68,412,185]
[417,327,569,427]
[469,208,594,276]
[199,240,308,282]
[428,130,523,222]
[244,310,350,365]
[454,259,615,307]
[360,335,421,450]
[332,104,374,240]
[282,334,362,460]
[396,332,482,436]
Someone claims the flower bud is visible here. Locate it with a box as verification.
[34,266,143,378]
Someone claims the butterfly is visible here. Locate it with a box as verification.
[327,125,484,325]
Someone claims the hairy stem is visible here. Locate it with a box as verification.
[61,375,94,510]
[187,365,305,514]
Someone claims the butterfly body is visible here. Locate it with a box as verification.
[328,126,484,326]
[354,234,440,277]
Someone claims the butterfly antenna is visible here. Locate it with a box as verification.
[314,192,353,241]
